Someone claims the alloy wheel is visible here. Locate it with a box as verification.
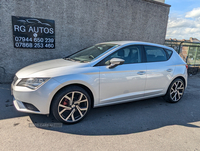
[58,91,89,122]
[170,80,184,102]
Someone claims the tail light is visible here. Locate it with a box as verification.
[186,64,188,69]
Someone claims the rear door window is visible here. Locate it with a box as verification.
[144,46,168,62]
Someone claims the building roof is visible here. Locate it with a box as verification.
[166,37,200,43]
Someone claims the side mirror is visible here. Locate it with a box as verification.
[108,58,125,69]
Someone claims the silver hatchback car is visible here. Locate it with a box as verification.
[12,41,188,124]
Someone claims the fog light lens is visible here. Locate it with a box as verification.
[23,102,39,111]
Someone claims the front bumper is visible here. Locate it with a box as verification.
[13,99,41,114]
[12,78,61,114]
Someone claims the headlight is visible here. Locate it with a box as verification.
[17,78,50,90]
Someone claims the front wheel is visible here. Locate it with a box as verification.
[163,78,185,103]
[51,86,91,124]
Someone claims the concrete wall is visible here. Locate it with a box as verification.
[0,0,170,82]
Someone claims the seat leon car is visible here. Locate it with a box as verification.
[12,41,188,124]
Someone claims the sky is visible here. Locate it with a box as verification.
[165,0,200,40]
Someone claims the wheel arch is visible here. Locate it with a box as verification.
[171,76,186,88]
[175,76,186,88]
[49,83,95,114]
[165,75,187,95]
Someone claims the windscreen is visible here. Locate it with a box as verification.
[66,44,118,62]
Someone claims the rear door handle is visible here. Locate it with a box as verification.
[137,71,146,75]
[167,69,173,72]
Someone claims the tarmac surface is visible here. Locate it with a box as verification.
[0,73,200,151]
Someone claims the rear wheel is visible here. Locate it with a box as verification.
[51,86,91,124]
[163,78,185,103]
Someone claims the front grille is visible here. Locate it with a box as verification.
[13,76,18,85]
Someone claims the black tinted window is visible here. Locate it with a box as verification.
[98,45,142,65]
[144,46,167,62]
[165,49,173,59]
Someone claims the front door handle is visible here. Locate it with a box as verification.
[167,69,173,72]
[137,71,146,75]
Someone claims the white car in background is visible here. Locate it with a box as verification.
[12,41,188,124]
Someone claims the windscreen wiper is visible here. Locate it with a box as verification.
[63,58,76,62]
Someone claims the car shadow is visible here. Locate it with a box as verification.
[29,86,200,135]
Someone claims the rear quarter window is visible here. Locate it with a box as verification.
[165,49,173,59]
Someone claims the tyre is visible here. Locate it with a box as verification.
[163,78,185,103]
[51,86,91,124]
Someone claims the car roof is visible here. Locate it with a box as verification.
[99,41,174,50]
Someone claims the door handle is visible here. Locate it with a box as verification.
[137,71,146,75]
[166,69,173,72]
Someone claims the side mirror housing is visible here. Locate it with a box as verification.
[108,58,125,69]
